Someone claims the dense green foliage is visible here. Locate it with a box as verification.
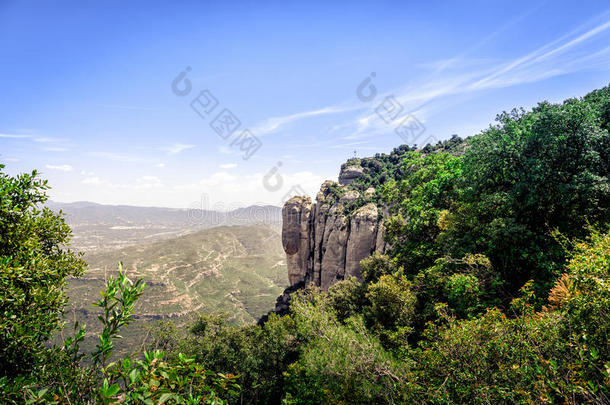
[449,96,610,295]
[1,85,609,403]
[0,166,86,376]
[152,231,609,404]
[410,229,610,403]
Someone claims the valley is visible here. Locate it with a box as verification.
[51,202,287,355]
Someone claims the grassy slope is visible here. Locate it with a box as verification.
[63,224,287,356]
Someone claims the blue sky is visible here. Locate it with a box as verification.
[1,0,609,208]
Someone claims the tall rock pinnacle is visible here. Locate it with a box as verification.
[281,164,387,290]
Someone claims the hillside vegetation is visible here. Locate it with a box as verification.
[81,224,286,322]
[63,225,286,356]
[1,85,609,404]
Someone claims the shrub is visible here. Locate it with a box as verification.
[285,297,409,404]
[360,252,394,283]
[445,273,481,317]
[325,276,367,321]
[365,274,417,349]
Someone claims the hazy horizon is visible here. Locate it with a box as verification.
[48,199,282,211]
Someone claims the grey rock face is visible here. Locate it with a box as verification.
[320,212,350,290]
[338,190,360,203]
[281,177,386,291]
[345,203,379,280]
[282,196,313,285]
[338,166,364,186]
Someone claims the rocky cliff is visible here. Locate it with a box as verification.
[281,164,387,291]
[258,141,466,323]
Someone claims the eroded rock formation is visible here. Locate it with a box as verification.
[281,165,387,291]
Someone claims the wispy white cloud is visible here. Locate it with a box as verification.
[0,133,68,143]
[82,176,106,185]
[0,134,70,151]
[45,164,73,172]
[471,19,610,90]
[349,17,610,139]
[34,137,66,143]
[43,147,69,152]
[328,140,371,149]
[0,133,30,139]
[136,176,164,189]
[427,3,545,75]
[417,58,499,71]
[219,163,237,169]
[251,104,360,136]
[244,5,553,142]
[90,151,150,163]
[155,163,166,168]
[162,143,195,155]
[82,175,164,190]
[96,104,161,112]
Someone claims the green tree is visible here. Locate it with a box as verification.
[382,151,463,274]
[325,276,367,322]
[365,274,417,349]
[360,252,395,284]
[155,312,299,404]
[0,165,86,376]
[449,93,610,295]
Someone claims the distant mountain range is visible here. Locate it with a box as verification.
[47,201,281,251]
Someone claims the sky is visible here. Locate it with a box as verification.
[1,0,610,209]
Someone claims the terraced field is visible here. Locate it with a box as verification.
[63,224,287,356]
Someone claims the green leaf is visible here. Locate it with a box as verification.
[129,368,140,383]
[109,385,120,397]
[158,393,175,403]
